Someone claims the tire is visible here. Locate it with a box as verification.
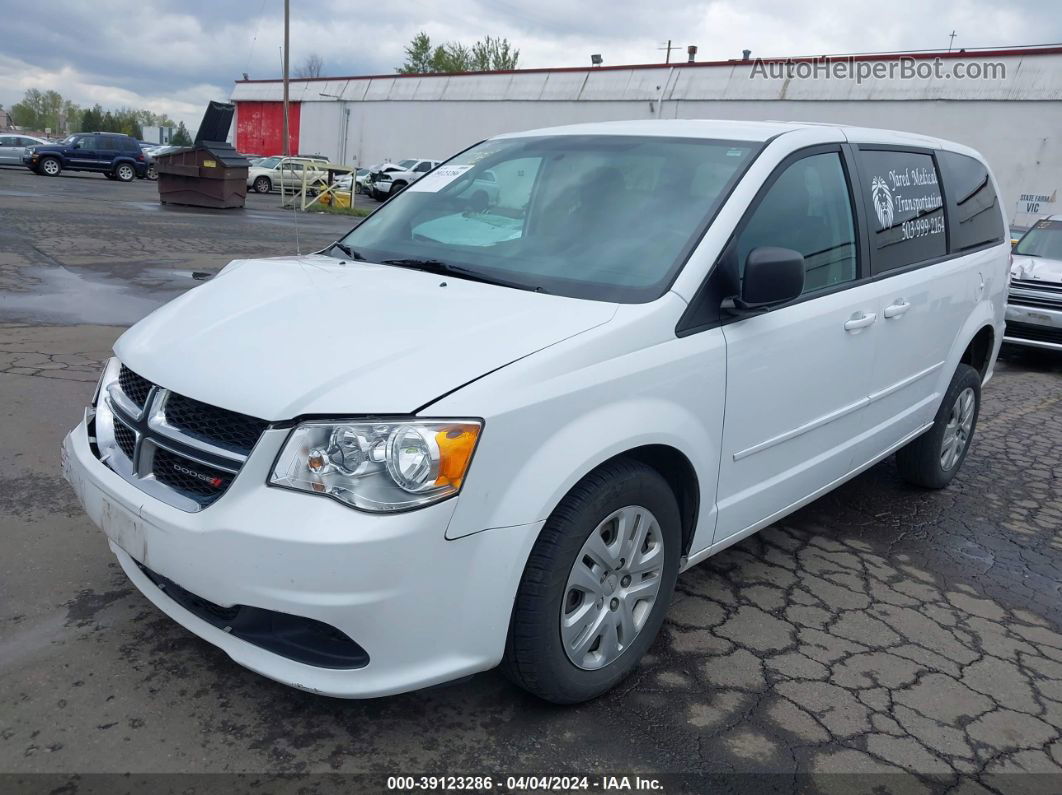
[146,165,157,181]
[115,163,135,182]
[896,363,981,489]
[502,458,682,704]
[354,182,363,194]
[253,176,272,194]
[390,181,407,196]
[39,157,61,177]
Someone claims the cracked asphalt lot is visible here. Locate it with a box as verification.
[2,166,1062,793]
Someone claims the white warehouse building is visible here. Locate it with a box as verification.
[230,45,1062,226]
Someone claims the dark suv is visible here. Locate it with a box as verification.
[25,132,148,182]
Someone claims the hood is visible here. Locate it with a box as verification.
[114,255,616,421]
[1011,255,1062,284]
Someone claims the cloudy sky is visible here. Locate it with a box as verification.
[1,0,1057,129]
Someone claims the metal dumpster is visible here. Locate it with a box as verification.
[156,102,249,209]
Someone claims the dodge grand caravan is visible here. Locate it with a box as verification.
[62,120,1008,703]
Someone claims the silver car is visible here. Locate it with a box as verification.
[1006,215,1062,351]
[0,133,49,165]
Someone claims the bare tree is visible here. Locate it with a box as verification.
[295,53,324,78]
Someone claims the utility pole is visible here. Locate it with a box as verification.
[659,40,679,64]
[948,30,957,52]
[282,0,290,156]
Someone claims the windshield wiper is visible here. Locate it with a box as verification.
[328,241,365,261]
[381,258,545,292]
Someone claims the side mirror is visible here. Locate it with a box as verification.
[724,246,805,315]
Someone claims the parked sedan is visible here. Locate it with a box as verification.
[0,133,49,165]
[247,156,328,193]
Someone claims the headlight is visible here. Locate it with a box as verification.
[269,419,482,512]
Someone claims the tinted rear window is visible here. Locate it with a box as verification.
[938,151,1004,252]
[858,149,946,272]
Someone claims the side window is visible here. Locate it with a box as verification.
[937,151,1004,252]
[0,137,11,147]
[100,136,119,150]
[414,161,432,172]
[736,152,858,294]
[74,136,96,150]
[858,149,946,272]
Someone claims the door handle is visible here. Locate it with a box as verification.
[844,312,877,332]
[883,300,911,319]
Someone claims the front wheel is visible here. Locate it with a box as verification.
[39,157,61,176]
[146,164,157,180]
[896,363,981,489]
[503,458,681,703]
[253,176,271,193]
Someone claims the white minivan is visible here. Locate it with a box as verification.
[63,120,1009,703]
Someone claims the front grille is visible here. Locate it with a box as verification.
[98,364,269,511]
[152,447,234,499]
[1009,295,1062,310]
[1012,278,1062,295]
[118,365,152,408]
[113,419,137,460]
[164,394,267,455]
[1006,321,1062,345]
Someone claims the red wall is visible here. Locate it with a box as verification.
[235,101,301,156]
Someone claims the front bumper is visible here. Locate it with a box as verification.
[61,417,542,698]
[1005,301,1062,351]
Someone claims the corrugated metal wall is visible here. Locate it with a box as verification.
[234,101,301,156]
[231,52,1062,222]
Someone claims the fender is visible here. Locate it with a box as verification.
[434,297,727,549]
[935,242,1009,399]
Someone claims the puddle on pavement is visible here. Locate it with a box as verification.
[0,265,202,325]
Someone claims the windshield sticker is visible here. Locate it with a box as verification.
[407,165,474,193]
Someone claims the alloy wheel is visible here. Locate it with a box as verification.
[940,386,975,471]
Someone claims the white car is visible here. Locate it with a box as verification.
[247,156,328,193]
[371,158,440,199]
[62,120,1008,703]
[0,133,49,165]
[1006,215,1062,351]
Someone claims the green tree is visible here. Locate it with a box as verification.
[397,33,518,74]
[11,88,46,129]
[431,42,472,73]
[80,104,103,132]
[397,31,434,74]
[470,36,519,71]
[171,121,192,146]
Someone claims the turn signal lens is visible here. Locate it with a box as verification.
[435,426,480,488]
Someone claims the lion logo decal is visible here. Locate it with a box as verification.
[871,176,894,230]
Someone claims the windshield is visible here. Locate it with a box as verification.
[1015,220,1062,260]
[397,159,418,169]
[337,135,758,302]
[257,156,282,169]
